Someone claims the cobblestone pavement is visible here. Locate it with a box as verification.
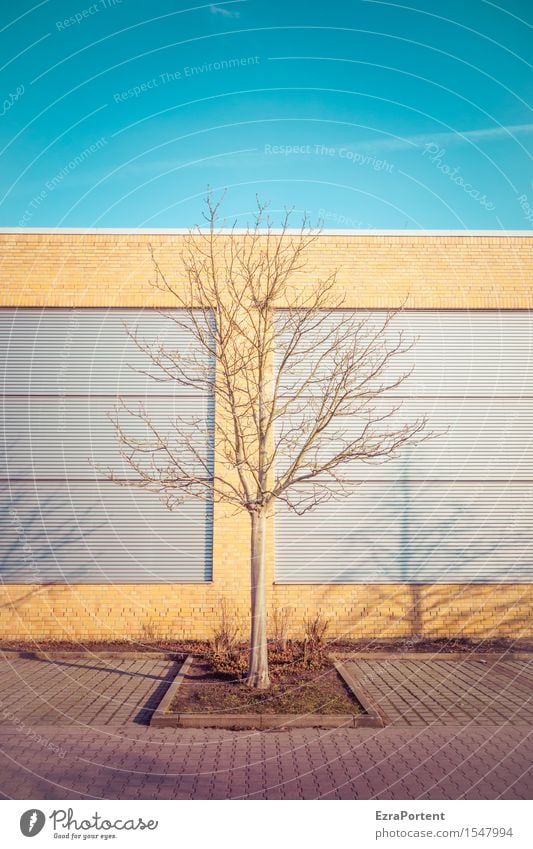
[344,657,533,726]
[0,652,531,800]
[0,724,531,800]
[0,653,179,726]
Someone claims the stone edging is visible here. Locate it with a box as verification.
[29,651,182,661]
[331,652,533,661]
[334,660,387,727]
[149,655,384,729]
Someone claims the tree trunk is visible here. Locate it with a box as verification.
[246,510,270,688]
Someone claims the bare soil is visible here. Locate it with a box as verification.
[169,658,361,715]
[1,636,531,655]
[330,636,533,654]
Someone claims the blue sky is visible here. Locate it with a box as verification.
[0,0,531,229]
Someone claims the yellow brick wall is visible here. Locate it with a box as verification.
[1,231,532,309]
[0,231,532,641]
[1,583,531,641]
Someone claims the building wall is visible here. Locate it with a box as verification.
[0,231,531,309]
[1,230,532,641]
[1,581,531,641]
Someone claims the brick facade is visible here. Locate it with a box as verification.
[0,230,532,641]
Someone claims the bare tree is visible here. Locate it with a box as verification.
[105,194,429,689]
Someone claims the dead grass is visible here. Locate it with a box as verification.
[2,636,531,655]
[169,658,361,715]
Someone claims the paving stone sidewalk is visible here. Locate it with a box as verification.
[344,657,533,726]
[0,652,531,800]
[0,653,178,726]
[0,724,531,800]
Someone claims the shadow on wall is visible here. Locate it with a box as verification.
[0,489,104,581]
[397,463,530,638]
[395,468,500,637]
[0,485,105,633]
[305,577,533,642]
[307,457,533,639]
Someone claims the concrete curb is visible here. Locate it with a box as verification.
[332,651,533,661]
[149,655,382,729]
[30,651,183,662]
[334,660,387,727]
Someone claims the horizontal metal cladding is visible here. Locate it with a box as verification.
[0,308,213,395]
[1,483,212,583]
[1,396,214,480]
[274,310,533,584]
[274,399,533,481]
[274,483,533,583]
[0,308,214,584]
[274,310,533,396]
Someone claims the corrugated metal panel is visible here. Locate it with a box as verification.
[1,397,214,479]
[0,308,213,583]
[275,483,533,583]
[274,311,533,396]
[1,484,212,583]
[275,399,533,481]
[0,308,212,395]
[275,311,533,583]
